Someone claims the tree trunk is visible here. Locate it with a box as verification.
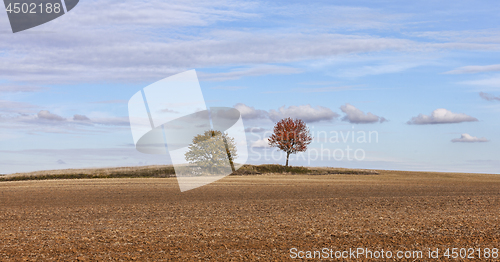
[223,137,235,172]
[286,152,290,167]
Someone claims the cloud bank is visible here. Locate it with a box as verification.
[0,84,45,93]
[4,0,498,85]
[340,103,387,124]
[235,103,394,124]
[268,105,339,123]
[73,114,91,121]
[234,103,269,120]
[479,92,500,101]
[444,64,500,74]
[451,134,489,143]
[37,110,65,121]
[407,109,478,125]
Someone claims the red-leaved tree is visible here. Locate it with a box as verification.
[268,117,313,167]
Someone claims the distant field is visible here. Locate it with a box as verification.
[1,170,499,261]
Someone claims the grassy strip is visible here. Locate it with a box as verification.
[0,166,176,182]
[231,164,311,175]
[231,164,378,176]
[0,164,378,182]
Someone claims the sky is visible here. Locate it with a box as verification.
[1,0,500,174]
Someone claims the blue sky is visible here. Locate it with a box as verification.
[1,0,500,174]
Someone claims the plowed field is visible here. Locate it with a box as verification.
[1,171,499,261]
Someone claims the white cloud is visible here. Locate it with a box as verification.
[0,104,130,135]
[269,105,339,123]
[0,84,45,93]
[4,19,498,86]
[479,92,500,101]
[0,100,37,114]
[37,110,65,121]
[407,108,478,125]
[444,64,500,74]
[305,6,408,31]
[66,0,256,28]
[89,117,130,126]
[234,103,339,123]
[0,18,414,84]
[407,30,500,43]
[452,134,489,143]
[460,76,500,88]
[251,138,270,148]
[340,103,387,124]
[338,62,424,78]
[73,114,91,121]
[234,103,268,120]
[199,66,302,81]
[0,1,500,86]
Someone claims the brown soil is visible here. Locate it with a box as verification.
[1,171,499,261]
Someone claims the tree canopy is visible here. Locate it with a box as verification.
[184,130,237,174]
[268,118,313,167]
